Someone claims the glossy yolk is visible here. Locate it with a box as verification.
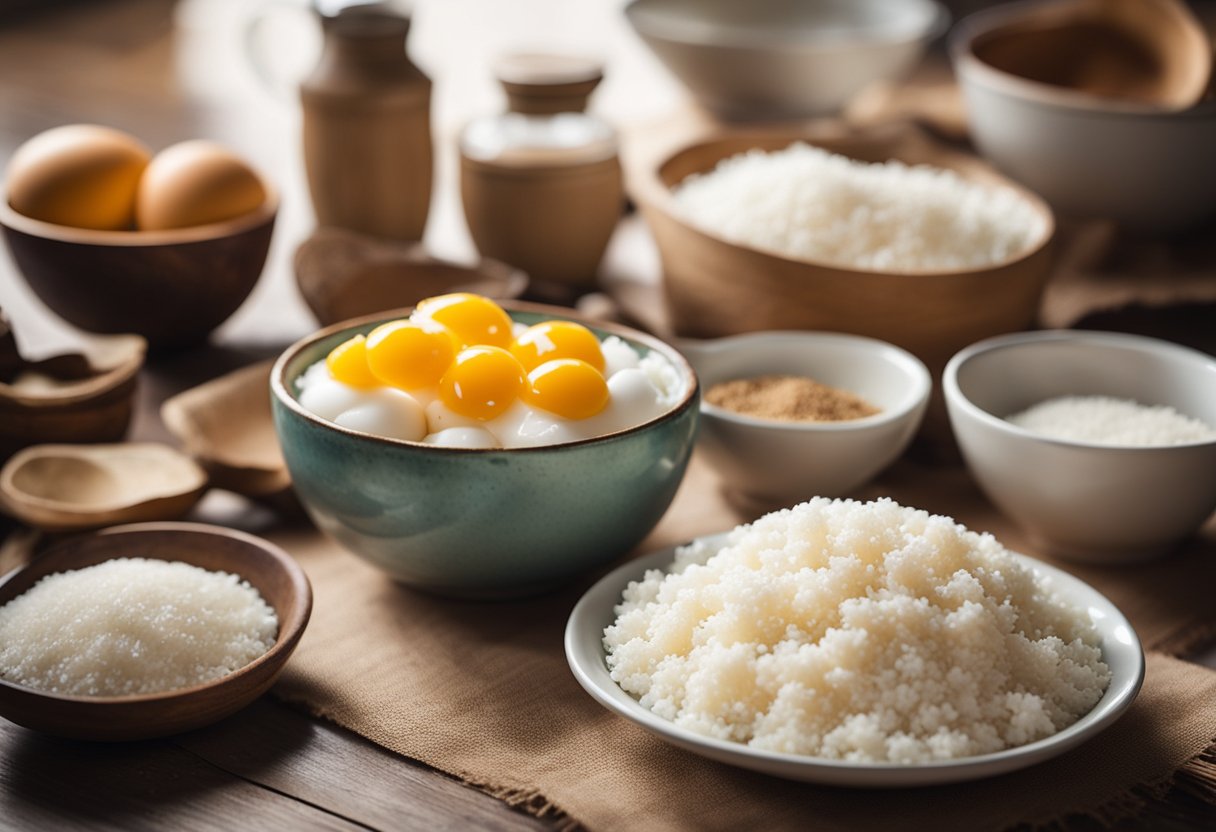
[524,359,609,420]
[439,346,525,420]
[365,319,458,390]
[510,321,605,373]
[415,293,513,349]
[326,335,379,389]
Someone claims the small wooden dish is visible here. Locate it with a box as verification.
[0,522,312,741]
[294,227,527,327]
[0,443,208,532]
[0,331,146,463]
[161,360,293,505]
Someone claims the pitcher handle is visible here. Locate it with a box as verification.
[244,0,315,102]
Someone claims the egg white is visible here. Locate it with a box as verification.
[299,334,677,449]
[423,426,500,449]
[333,390,427,442]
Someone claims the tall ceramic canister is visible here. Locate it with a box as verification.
[301,3,432,240]
[460,54,623,290]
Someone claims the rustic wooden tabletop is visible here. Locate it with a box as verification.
[1,1,1214,830]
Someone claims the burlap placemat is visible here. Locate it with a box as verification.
[270,455,1216,830]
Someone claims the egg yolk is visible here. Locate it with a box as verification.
[439,346,525,420]
[524,359,609,420]
[326,335,379,389]
[415,293,513,349]
[510,321,605,373]
[365,319,457,390]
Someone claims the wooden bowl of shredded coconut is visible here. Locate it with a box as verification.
[633,123,1055,381]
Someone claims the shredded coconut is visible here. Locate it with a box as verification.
[672,143,1045,271]
[603,498,1110,763]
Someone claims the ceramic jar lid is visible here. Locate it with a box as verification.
[459,52,617,171]
[495,53,605,115]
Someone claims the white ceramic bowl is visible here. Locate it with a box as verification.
[625,0,949,120]
[944,331,1216,563]
[680,332,930,506]
[950,0,1216,232]
[566,532,1144,787]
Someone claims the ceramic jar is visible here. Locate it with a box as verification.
[300,4,432,241]
[460,54,623,291]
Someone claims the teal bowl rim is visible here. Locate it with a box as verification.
[271,300,700,455]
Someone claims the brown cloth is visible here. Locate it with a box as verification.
[270,455,1216,830]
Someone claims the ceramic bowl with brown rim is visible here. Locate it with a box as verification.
[950,0,1216,231]
[0,522,311,741]
[270,301,699,599]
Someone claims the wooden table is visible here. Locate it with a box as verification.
[1,2,1214,829]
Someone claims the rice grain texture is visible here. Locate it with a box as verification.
[672,143,1045,271]
[603,498,1111,763]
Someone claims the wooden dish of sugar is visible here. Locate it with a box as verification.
[0,522,311,740]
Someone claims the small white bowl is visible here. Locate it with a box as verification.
[680,332,930,506]
[625,0,949,120]
[944,331,1216,563]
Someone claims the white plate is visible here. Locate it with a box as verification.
[564,533,1146,787]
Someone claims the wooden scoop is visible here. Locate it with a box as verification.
[294,227,528,327]
[0,443,207,532]
[161,360,292,504]
[971,0,1213,110]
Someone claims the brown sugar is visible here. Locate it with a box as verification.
[705,375,879,423]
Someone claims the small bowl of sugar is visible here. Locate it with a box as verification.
[680,331,931,510]
[0,522,311,740]
[944,331,1216,563]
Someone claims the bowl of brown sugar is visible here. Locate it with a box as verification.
[680,331,930,508]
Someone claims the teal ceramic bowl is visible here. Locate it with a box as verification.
[271,301,699,598]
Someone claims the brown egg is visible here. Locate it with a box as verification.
[137,141,267,231]
[5,125,150,230]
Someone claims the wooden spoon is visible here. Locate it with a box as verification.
[161,360,292,503]
[0,443,207,532]
[294,227,529,326]
[971,0,1213,110]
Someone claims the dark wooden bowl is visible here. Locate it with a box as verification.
[0,522,311,741]
[0,193,277,351]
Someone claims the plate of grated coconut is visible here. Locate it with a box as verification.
[565,498,1145,787]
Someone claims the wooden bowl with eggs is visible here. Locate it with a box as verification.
[1,126,277,350]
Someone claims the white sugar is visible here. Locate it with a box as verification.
[0,558,278,697]
[1007,395,1216,447]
